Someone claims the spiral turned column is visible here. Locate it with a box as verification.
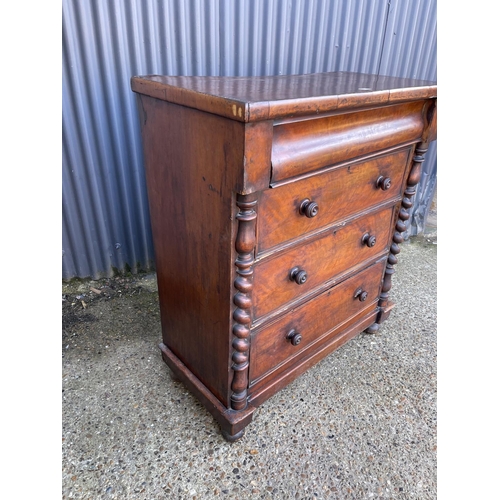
[366,142,428,334]
[231,193,258,410]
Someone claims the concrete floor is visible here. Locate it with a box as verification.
[62,228,436,499]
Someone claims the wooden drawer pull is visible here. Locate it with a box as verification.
[362,233,377,247]
[376,175,392,191]
[354,287,368,302]
[286,329,303,346]
[289,267,308,285]
[299,198,319,218]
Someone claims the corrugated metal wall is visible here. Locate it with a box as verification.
[62,0,437,280]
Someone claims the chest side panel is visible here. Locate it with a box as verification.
[137,95,244,406]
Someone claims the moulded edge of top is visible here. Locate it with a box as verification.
[130,75,437,123]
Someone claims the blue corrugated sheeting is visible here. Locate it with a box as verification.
[62,0,437,279]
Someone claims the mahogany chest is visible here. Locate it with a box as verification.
[131,72,437,441]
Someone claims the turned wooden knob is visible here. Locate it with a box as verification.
[376,176,392,191]
[362,233,377,247]
[354,288,368,302]
[286,329,303,346]
[299,199,319,218]
[289,267,308,285]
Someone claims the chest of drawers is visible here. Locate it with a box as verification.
[131,72,437,441]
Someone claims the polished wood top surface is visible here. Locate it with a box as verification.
[131,71,437,122]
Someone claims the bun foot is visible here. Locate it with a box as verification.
[365,323,380,334]
[221,428,245,442]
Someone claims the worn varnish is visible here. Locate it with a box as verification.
[131,71,437,441]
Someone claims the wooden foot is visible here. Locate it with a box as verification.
[221,428,245,442]
[159,343,255,439]
[365,322,380,334]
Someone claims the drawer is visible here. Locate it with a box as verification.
[249,259,386,384]
[271,100,426,183]
[252,205,395,320]
[258,148,411,253]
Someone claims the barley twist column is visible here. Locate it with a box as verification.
[231,193,258,410]
[366,142,428,334]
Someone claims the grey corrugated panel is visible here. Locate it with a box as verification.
[410,141,437,235]
[380,0,437,80]
[63,0,157,279]
[62,0,437,279]
[161,0,220,75]
[219,0,389,76]
[378,0,437,236]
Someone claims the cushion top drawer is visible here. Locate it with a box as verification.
[270,100,426,183]
[258,148,411,253]
[252,205,395,321]
[249,259,386,385]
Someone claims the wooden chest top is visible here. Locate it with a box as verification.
[131,71,437,122]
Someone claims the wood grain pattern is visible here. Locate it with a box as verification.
[242,121,273,193]
[137,95,244,406]
[131,72,437,122]
[248,309,379,407]
[270,101,426,183]
[252,206,395,319]
[258,148,411,252]
[249,259,386,384]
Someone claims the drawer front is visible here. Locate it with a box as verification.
[258,148,411,253]
[249,259,386,384]
[271,100,426,183]
[253,205,395,320]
